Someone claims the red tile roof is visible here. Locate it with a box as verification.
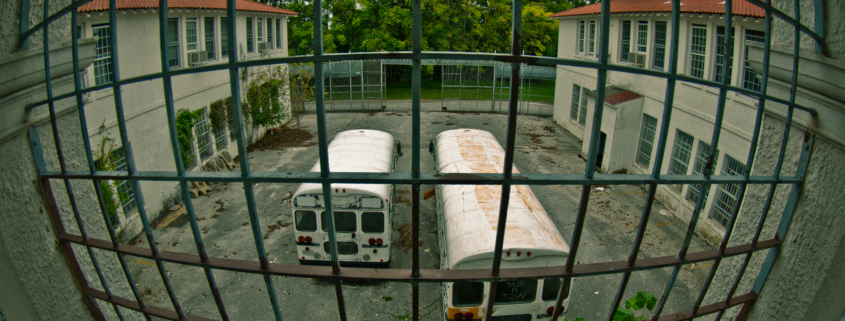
[79,0,298,15]
[550,0,764,19]
[605,90,642,105]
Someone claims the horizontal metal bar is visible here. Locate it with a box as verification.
[88,282,754,321]
[651,292,757,321]
[87,289,215,321]
[62,233,779,282]
[39,170,804,186]
[23,51,819,116]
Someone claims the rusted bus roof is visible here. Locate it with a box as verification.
[293,130,395,200]
[78,0,298,15]
[435,129,570,270]
[550,0,764,19]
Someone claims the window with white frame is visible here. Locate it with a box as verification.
[652,21,667,70]
[742,30,765,92]
[205,17,216,60]
[166,18,181,68]
[570,84,581,121]
[577,21,586,54]
[668,130,694,191]
[197,109,213,161]
[710,155,746,227]
[94,146,139,228]
[267,18,274,49]
[186,17,198,52]
[92,24,114,85]
[588,21,597,55]
[257,18,264,45]
[636,114,657,167]
[713,26,734,84]
[686,141,717,204]
[275,19,282,49]
[246,17,255,54]
[688,24,707,78]
[569,84,588,126]
[214,122,228,151]
[221,17,229,58]
[620,20,631,62]
[637,21,648,53]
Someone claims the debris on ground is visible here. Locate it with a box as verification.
[247,127,315,151]
[394,224,414,252]
[263,220,292,239]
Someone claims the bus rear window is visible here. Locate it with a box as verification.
[452,282,484,307]
[495,280,537,304]
[542,278,562,301]
[295,211,317,232]
[362,212,384,233]
[323,242,358,255]
[321,212,356,232]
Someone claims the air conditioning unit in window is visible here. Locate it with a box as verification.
[188,51,207,67]
[629,52,646,68]
[258,42,272,53]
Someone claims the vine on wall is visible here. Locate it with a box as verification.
[176,109,202,169]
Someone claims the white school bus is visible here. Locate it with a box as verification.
[432,129,572,321]
[292,129,400,267]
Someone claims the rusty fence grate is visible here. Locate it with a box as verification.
[20,0,824,320]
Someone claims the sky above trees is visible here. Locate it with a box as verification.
[266,0,587,57]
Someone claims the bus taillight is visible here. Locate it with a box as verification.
[305,236,312,243]
[547,306,554,315]
[376,238,383,245]
[298,236,304,242]
[454,312,474,320]
[369,238,376,245]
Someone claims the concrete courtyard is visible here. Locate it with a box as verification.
[118,110,715,321]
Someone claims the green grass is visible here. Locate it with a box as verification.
[384,80,555,103]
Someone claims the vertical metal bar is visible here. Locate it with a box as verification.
[412,183,420,275]
[813,0,824,54]
[490,0,521,277]
[152,4,228,319]
[750,0,776,248]
[333,278,348,321]
[753,138,814,295]
[630,2,683,319]
[19,0,31,49]
[223,1,282,319]
[42,3,122,319]
[412,0,421,180]
[607,272,631,321]
[486,4,522,321]
[360,60,365,110]
[311,0,341,276]
[411,3,422,318]
[558,8,611,315]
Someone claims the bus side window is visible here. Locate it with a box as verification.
[295,211,317,232]
[321,212,357,232]
[542,278,563,301]
[362,212,385,233]
[453,282,484,307]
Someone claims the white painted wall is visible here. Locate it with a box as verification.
[553,13,770,242]
[77,9,293,242]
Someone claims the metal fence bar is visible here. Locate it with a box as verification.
[752,0,813,296]
[689,1,738,313]
[43,1,126,318]
[23,52,822,116]
[154,2,229,318]
[18,0,829,319]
